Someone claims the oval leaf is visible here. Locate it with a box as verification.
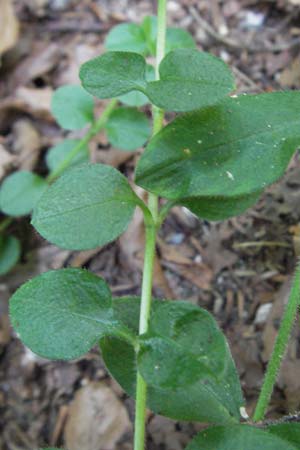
[146,49,235,112]
[80,52,147,99]
[46,139,89,173]
[185,425,298,450]
[0,171,48,217]
[136,91,300,219]
[105,23,147,53]
[51,85,94,130]
[0,235,20,275]
[9,268,115,360]
[32,163,139,250]
[101,298,243,424]
[105,107,150,151]
[166,27,196,53]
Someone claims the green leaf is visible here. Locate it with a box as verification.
[80,52,147,99]
[9,268,116,360]
[0,171,48,217]
[145,49,235,112]
[101,298,244,424]
[181,190,262,221]
[118,64,155,107]
[268,423,300,447]
[136,91,300,220]
[46,139,89,173]
[105,107,150,151]
[0,235,20,275]
[185,425,298,450]
[51,85,94,130]
[32,163,139,250]
[105,23,147,54]
[166,27,196,53]
[141,15,157,55]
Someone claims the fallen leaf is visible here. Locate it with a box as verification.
[12,119,41,171]
[0,0,19,56]
[64,382,131,450]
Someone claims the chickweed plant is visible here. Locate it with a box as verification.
[6,1,300,449]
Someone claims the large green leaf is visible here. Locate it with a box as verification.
[0,171,48,217]
[185,425,299,450]
[0,235,20,275]
[80,52,147,99]
[51,85,94,130]
[145,49,235,112]
[46,139,89,173]
[136,91,300,219]
[9,268,118,360]
[32,164,139,250]
[101,298,244,424]
[105,107,150,151]
[268,423,300,447]
[105,23,147,54]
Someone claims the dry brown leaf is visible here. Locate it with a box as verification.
[0,0,19,56]
[0,143,15,181]
[280,58,300,87]
[12,119,41,171]
[64,382,131,450]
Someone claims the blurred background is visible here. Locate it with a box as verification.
[1,0,300,449]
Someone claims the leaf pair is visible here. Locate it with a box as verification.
[80,49,235,112]
[0,235,20,275]
[135,91,300,220]
[51,85,150,152]
[186,423,300,450]
[105,15,195,57]
[9,270,243,424]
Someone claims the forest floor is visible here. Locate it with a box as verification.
[1,0,300,449]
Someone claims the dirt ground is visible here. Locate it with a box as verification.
[1,0,300,449]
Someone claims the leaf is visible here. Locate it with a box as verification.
[181,190,262,221]
[0,171,48,217]
[9,268,118,360]
[118,64,155,107]
[101,298,244,424]
[51,85,94,130]
[145,49,235,112]
[80,52,147,99]
[32,163,139,250]
[0,235,20,275]
[105,23,147,54]
[185,425,299,450]
[105,107,150,151]
[140,15,157,55]
[136,91,300,220]
[46,139,89,173]
[268,423,300,447]
[166,28,196,53]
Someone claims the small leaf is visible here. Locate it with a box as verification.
[80,52,147,99]
[0,235,20,275]
[105,107,150,151]
[141,15,157,55]
[145,49,235,111]
[0,171,48,217]
[185,425,298,450]
[105,23,147,53]
[32,163,139,250]
[136,91,300,220]
[46,139,89,173]
[165,27,196,53]
[101,298,244,424]
[51,85,94,130]
[9,268,115,360]
[118,64,155,107]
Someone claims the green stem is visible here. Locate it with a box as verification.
[47,99,117,183]
[134,1,167,449]
[253,262,300,422]
[0,217,13,233]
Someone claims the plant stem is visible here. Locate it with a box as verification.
[47,99,117,183]
[253,262,300,422]
[0,217,13,233]
[134,1,167,449]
